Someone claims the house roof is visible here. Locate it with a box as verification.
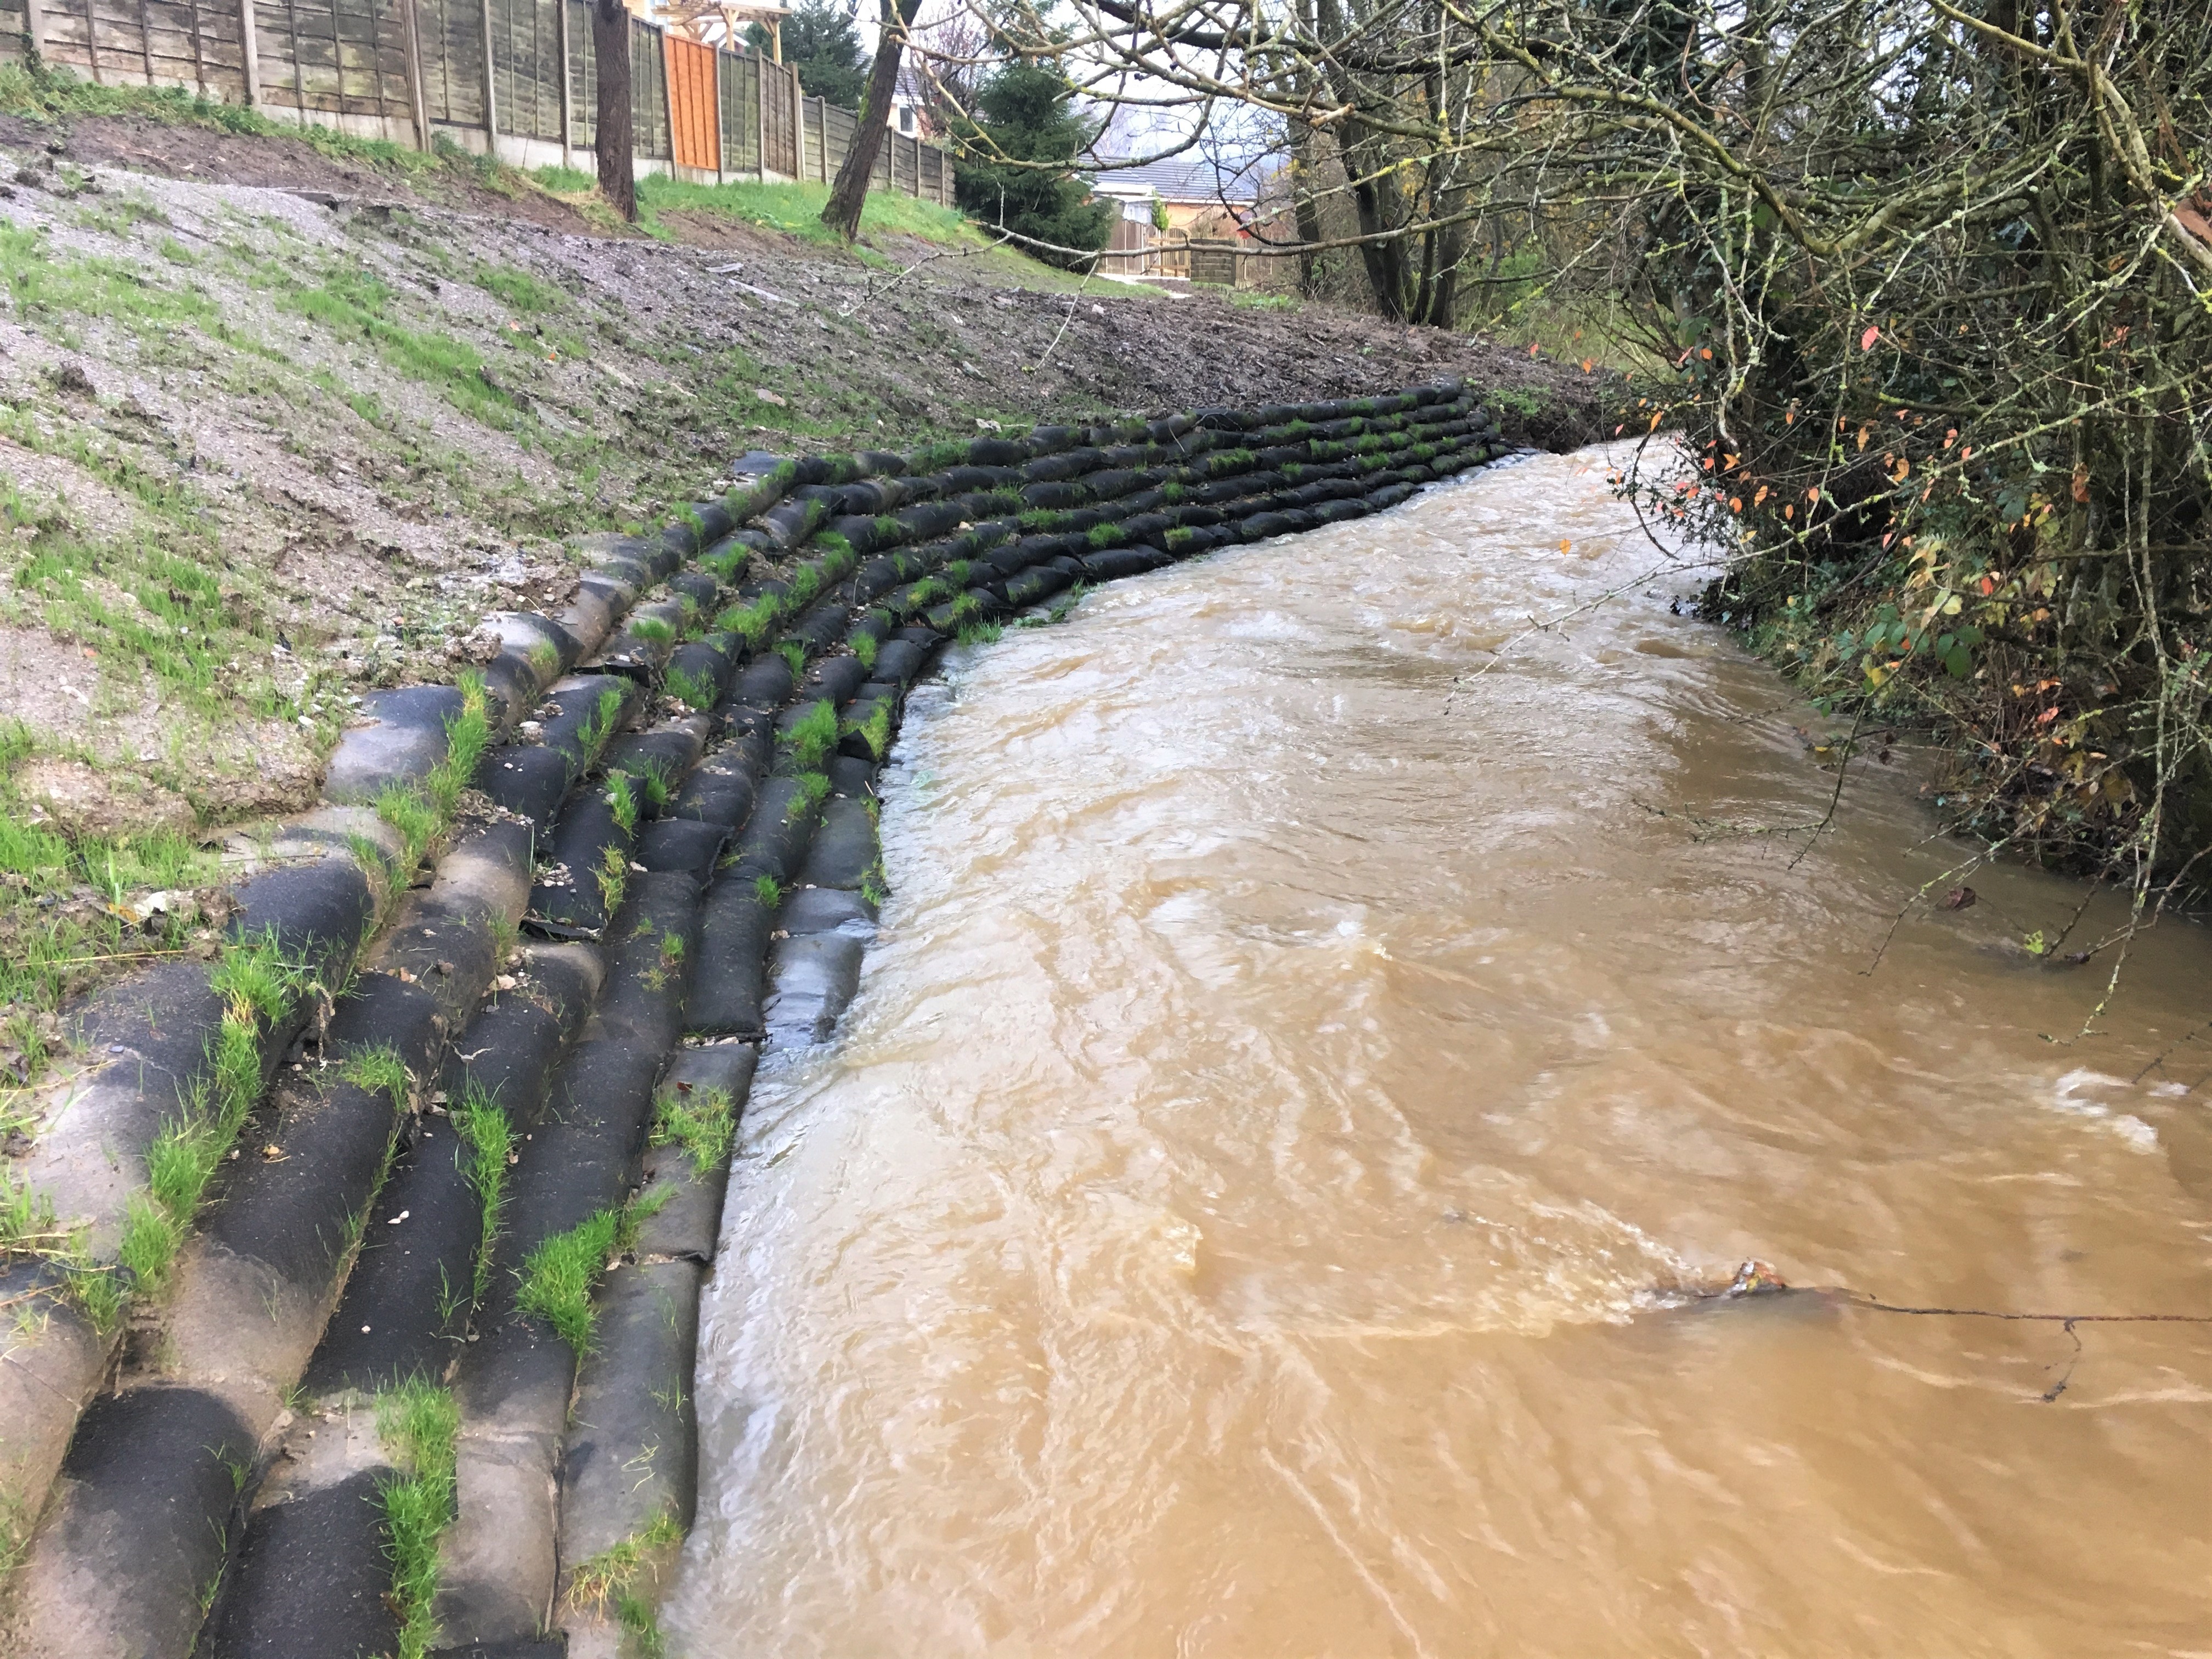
[1085,154,1273,206]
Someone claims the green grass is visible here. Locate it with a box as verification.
[529,165,599,194]
[663,662,716,710]
[474,262,564,314]
[635,176,978,252]
[514,1186,668,1357]
[777,639,808,679]
[843,702,890,761]
[781,698,840,771]
[341,1044,411,1109]
[452,1084,512,1306]
[650,1084,736,1176]
[119,929,307,1297]
[371,673,489,873]
[628,615,675,646]
[606,771,640,835]
[0,63,438,174]
[567,1510,684,1651]
[376,1377,460,1659]
[284,266,517,426]
[751,873,782,906]
[594,842,629,922]
[717,592,783,651]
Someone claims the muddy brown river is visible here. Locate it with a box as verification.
[667,451,2212,1657]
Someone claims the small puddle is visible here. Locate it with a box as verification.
[670,450,2212,1657]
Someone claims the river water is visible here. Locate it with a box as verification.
[667,450,2212,1658]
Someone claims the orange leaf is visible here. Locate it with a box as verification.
[2070,462,2090,503]
[1860,325,1881,351]
[1729,497,1742,512]
[1978,575,1996,596]
[1559,539,1572,554]
[1784,504,1795,520]
[1582,359,1594,373]
[1808,487,1821,503]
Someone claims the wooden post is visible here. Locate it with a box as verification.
[752,50,765,180]
[710,47,723,182]
[22,0,46,64]
[661,32,676,176]
[557,0,573,167]
[479,0,499,156]
[789,70,803,182]
[399,0,430,148]
[239,0,260,102]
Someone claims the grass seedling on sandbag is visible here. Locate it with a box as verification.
[850,631,878,672]
[843,703,891,761]
[594,843,629,922]
[956,621,1003,647]
[1086,523,1124,550]
[793,771,832,814]
[650,1084,735,1176]
[514,1187,669,1356]
[376,1377,460,1659]
[663,662,717,711]
[628,616,675,647]
[341,1045,412,1110]
[452,1084,512,1305]
[752,873,782,907]
[119,931,307,1296]
[605,772,640,835]
[716,592,782,651]
[777,640,808,680]
[782,698,839,772]
[572,685,629,765]
[566,1511,685,1654]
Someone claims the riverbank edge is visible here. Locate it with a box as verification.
[1,382,1518,1657]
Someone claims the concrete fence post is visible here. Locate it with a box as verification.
[22,0,45,63]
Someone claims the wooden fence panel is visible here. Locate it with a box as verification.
[820,100,853,185]
[716,46,755,175]
[662,31,714,170]
[0,0,950,187]
[758,52,792,176]
[417,0,484,127]
[627,14,665,160]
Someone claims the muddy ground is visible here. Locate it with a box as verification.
[0,106,1610,838]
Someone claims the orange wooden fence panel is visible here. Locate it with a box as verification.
[663,32,718,172]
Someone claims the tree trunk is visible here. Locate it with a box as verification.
[820,0,916,242]
[592,0,635,222]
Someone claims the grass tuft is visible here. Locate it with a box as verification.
[376,1377,460,1659]
[650,1084,736,1176]
[452,1084,512,1307]
[514,1186,668,1356]
[781,698,840,771]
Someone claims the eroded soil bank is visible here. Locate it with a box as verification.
[0,103,1600,835]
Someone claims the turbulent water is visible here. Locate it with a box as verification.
[667,450,2212,1658]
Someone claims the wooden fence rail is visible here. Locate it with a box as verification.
[2,0,954,202]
